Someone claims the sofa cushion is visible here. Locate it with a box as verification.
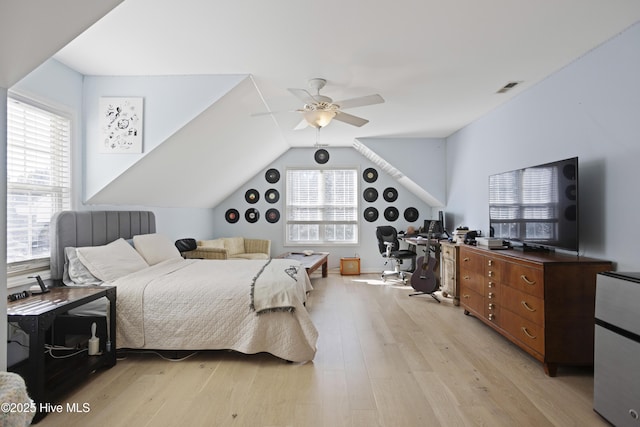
[198,239,225,249]
[223,237,245,256]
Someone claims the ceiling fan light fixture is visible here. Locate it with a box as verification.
[304,110,336,128]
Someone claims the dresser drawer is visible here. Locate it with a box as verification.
[460,270,484,295]
[501,285,544,326]
[459,248,484,273]
[502,309,545,356]
[504,263,544,298]
[486,299,500,326]
[484,257,503,282]
[441,243,457,259]
[461,288,484,317]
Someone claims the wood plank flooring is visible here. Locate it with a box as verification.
[37,273,607,427]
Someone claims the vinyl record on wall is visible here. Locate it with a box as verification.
[245,189,259,204]
[314,149,329,164]
[363,168,378,183]
[363,187,378,203]
[265,188,280,203]
[404,207,419,222]
[265,168,280,183]
[565,184,577,201]
[384,206,399,221]
[266,208,280,223]
[225,208,240,224]
[364,207,379,222]
[245,208,260,223]
[383,187,398,202]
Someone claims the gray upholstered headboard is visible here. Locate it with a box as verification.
[50,210,156,281]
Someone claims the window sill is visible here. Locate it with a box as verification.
[7,269,51,290]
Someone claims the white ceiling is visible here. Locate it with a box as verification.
[0,0,123,88]
[53,0,640,147]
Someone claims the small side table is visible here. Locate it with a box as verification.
[7,286,116,422]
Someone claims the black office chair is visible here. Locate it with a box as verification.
[376,226,416,283]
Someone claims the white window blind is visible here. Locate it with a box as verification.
[286,169,358,245]
[6,97,71,267]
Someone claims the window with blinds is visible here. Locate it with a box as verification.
[286,169,358,245]
[6,96,71,269]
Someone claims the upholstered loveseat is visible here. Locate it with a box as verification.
[183,237,271,260]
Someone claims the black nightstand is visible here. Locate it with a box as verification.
[7,286,116,422]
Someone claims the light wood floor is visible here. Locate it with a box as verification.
[38,273,607,427]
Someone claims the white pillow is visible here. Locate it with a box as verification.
[63,247,102,286]
[133,233,182,265]
[76,238,149,282]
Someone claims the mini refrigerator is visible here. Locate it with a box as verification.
[594,272,640,426]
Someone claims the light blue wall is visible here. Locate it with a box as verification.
[361,137,447,205]
[211,147,436,272]
[10,60,224,240]
[445,22,640,270]
[82,74,245,200]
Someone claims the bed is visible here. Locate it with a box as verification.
[49,210,318,362]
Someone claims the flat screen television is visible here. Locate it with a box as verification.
[489,157,578,252]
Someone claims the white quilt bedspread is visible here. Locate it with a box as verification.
[111,258,318,362]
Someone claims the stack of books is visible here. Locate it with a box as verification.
[476,237,505,249]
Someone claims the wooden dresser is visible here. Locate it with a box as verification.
[458,245,612,376]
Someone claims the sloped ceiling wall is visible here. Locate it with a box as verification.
[354,137,446,207]
[87,76,290,207]
[0,0,123,88]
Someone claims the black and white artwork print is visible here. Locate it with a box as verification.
[100,97,143,153]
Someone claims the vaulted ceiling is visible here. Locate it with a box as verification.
[52,0,640,146]
[4,1,640,208]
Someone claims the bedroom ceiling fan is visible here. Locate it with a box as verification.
[255,78,385,130]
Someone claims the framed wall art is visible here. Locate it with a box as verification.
[99,97,143,153]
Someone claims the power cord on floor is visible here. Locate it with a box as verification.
[44,344,89,359]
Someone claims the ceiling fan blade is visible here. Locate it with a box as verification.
[334,94,384,110]
[287,88,318,104]
[333,111,369,127]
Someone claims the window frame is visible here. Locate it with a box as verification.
[285,167,360,246]
[6,92,73,279]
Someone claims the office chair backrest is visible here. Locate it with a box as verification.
[376,226,400,254]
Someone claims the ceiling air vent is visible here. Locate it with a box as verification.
[496,81,522,94]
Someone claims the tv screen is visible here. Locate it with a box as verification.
[489,157,578,252]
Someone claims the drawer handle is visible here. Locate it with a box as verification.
[463,294,470,299]
[520,275,536,286]
[521,327,537,339]
[463,257,470,262]
[464,275,470,280]
[521,301,536,312]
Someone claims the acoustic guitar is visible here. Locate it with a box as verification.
[410,253,438,294]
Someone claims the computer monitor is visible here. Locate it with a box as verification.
[424,211,447,238]
[424,219,443,237]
